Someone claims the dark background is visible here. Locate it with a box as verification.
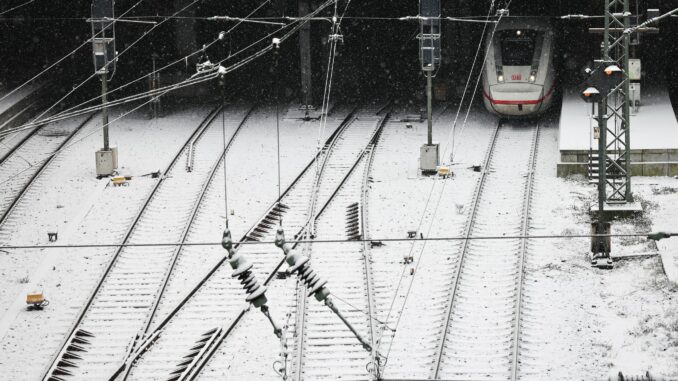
[0,0,676,110]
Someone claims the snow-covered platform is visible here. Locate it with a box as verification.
[557,83,678,177]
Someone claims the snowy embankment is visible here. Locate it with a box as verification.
[0,105,209,380]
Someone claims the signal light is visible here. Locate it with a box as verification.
[604,65,621,76]
[583,87,600,97]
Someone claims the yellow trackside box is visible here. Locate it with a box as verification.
[438,166,451,177]
[26,293,44,305]
[111,176,128,186]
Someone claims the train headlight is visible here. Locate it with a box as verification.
[529,74,536,83]
[497,71,504,83]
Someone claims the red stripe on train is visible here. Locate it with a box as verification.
[483,85,556,105]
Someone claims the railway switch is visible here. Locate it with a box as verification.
[222,228,282,338]
[275,228,373,351]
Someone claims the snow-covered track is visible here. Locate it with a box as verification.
[291,115,387,381]
[121,107,389,381]
[433,121,540,380]
[116,107,358,381]
[192,109,390,381]
[41,104,254,381]
[0,124,40,165]
[0,113,94,227]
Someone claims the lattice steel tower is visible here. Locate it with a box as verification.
[600,0,632,203]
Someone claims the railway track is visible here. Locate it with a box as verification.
[431,121,540,380]
[121,106,388,381]
[41,104,253,381]
[289,115,384,380]
[0,114,94,227]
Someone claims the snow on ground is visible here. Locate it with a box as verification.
[520,113,677,380]
[0,100,676,380]
[0,105,209,380]
[373,105,499,379]
[149,105,350,326]
[197,106,375,381]
[559,84,678,151]
[634,177,678,283]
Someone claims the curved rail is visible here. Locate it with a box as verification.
[360,123,381,379]
[295,115,388,381]
[0,113,95,227]
[0,118,40,165]
[111,107,359,380]
[177,112,392,381]
[42,105,224,381]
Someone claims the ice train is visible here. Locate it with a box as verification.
[482,18,557,117]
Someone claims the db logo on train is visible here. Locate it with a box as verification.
[511,74,522,81]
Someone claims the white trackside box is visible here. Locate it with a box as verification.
[96,147,118,177]
[628,59,641,81]
[420,143,439,173]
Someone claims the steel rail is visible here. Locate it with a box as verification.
[510,123,540,381]
[359,121,384,380]
[175,110,367,381]
[431,120,502,379]
[189,111,390,381]
[0,113,95,227]
[290,112,360,381]
[110,107,359,379]
[41,105,223,381]
[116,105,256,381]
[0,105,41,164]
[292,113,389,381]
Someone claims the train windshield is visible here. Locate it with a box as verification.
[498,30,539,66]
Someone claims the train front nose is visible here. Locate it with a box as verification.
[483,84,549,116]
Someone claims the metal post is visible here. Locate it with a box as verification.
[101,74,109,151]
[151,54,158,119]
[426,70,433,145]
[601,0,631,203]
[622,0,632,201]
[298,0,313,108]
[597,100,606,221]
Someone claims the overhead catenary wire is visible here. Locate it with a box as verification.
[0,12,295,194]
[26,0,203,131]
[380,0,512,369]
[0,1,332,189]
[307,0,348,237]
[0,14,562,23]
[0,0,37,16]
[624,7,678,34]
[221,89,229,226]
[40,0,274,131]
[0,0,329,138]
[0,232,673,250]
[0,0,146,108]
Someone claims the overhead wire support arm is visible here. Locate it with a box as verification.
[624,7,678,34]
[222,228,284,339]
[274,228,372,352]
[86,16,157,25]
[208,15,286,26]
